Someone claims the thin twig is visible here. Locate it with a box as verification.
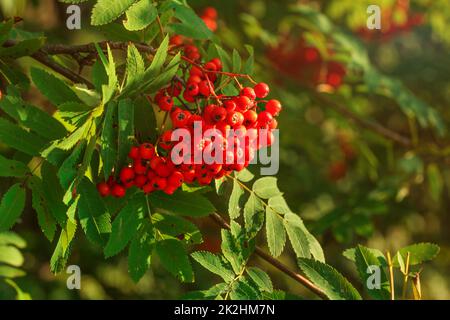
[386,251,395,300]
[209,212,329,300]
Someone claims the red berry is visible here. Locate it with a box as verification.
[210,58,222,71]
[224,100,236,112]
[158,96,174,111]
[151,177,167,190]
[139,143,155,160]
[202,7,218,19]
[235,96,251,111]
[97,182,110,197]
[211,107,227,123]
[150,157,163,170]
[171,109,191,128]
[265,100,282,116]
[227,111,244,127]
[268,118,278,130]
[254,83,270,98]
[163,184,178,195]
[142,183,155,194]
[204,62,217,73]
[128,146,140,159]
[186,82,199,96]
[190,66,203,77]
[243,110,258,127]
[120,167,135,184]
[133,160,147,175]
[257,111,273,125]
[170,35,183,46]
[155,163,173,178]
[134,175,148,188]
[241,87,256,100]
[168,171,184,187]
[111,184,126,198]
[199,80,212,96]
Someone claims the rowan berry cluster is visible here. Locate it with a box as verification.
[267,35,346,89]
[97,53,281,198]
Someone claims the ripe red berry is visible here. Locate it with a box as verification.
[120,167,135,184]
[139,143,155,160]
[142,183,155,194]
[170,35,183,46]
[168,171,184,187]
[227,111,244,127]
[268,118,278,130]
[243,110,258,127]
[224,100,236,112]
[199,80,212,96]
[171,109,191,128]
[150,157,163,170]
[210,58,222,71]
[254,83,270,98]
[158,96,174,111]
[155,162,173,178]
[202,7,218,20]
[257,111,273,125]
[134,175,148,188]
[163,184,178,195]
[211,107,227,123]
[133,160,147,175]
[151,177,167,190]
[265,100,282,116]
[128,146,140,159]
[241,87,256,100]
[97,182,110,197]
[111,184,126,198]
[235,95,251,111]
[186,82,199,96]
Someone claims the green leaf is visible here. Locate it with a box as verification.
[123,0,157,31]
[133,96,156,141]
[0,266,25,278]
[191,251,235,282]
[246,267,273,293]
[0,154,28,178]
[155,239,194,283]
[0,184,26,232]
[0,95,67,140]
[96,44,118,104]
[128,220,155,283]
[252,177,282,199]
[343,247,386,265]
[298,258,362,300]
[77,178,112,246]
[221,229,245,274]
[91,0,138,26]
[101,102,118,179]
[268,195,291,215]
[0,20,13,45]
[0,245,24,267]
[243,192,265,237]
[148,190,215,217]
[236,168,254,182]
[152,213,202,245]
[0,37,45,58]
[104,194,144,258]
[265,207,286,257]
[117,99,135,168]
[168,2,213,40]
[354,245,390,300]
[142,35,169,85]
[124,44,145,94]
[393,243,440,268]
[229,278,260,300]
[232,49,241,73]
[0,118,47,156]
[91,60,108,93]
[30,67,80,105]
[50,220,77,274]
[427,164,443,202]
[58,141,85,190]
[283,213,311,259]
[0,232,26,248]
[28,177,57,241]
[228,178,245,219]
[41,162,69,225]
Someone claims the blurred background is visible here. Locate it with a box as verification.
[0,0,449,299]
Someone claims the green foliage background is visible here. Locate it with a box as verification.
[0,0,449,299]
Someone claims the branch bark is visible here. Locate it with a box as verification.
[209,212,329,300]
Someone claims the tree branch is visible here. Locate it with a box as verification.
[209,212,329,300]
[314,92,412,147]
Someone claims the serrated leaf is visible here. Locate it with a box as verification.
[148,190,215,217]
[246,267,273,293]
[0,37,45,58]
[124,44,145,94]
[133,96,156,141]
[123,0,157,31]
[168,2,213,40]
[30,67,80,105]
[155,238,194,283]
[191,251,235,282]
[29,177,57,241]
[244,193,265,237]
[268,195,291,215]
[50,221,76,274]
[236,168,254,182]
[128,220,154,283]
[152,213,202,245]
[283,213,311,259]
[91,0,138,26]
[354,245,390,300]
[58,140,85,190]
[0,155,28,178]
[229,278,260,300]
[343,247,386,265]
[41,162,69,225]
[298,258,362,300]
[232,49,241,73]
[101,101,118,179]
[96,44,118,104]
[393,243,440,267]
[77,178,112,246]
[117,99,135,169]
[228,178,244,219]
[142,35,169,84]
[0,95,67,140]
[0,232,26,248]
[0,118,47,156]
[221,229,245,274]
[252,177,282,199]
[265,207,286,257]
[104,194,144,257]
[0,184,26,232]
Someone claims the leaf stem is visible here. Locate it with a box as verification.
[386,251,395,300]
[401,252,411,300]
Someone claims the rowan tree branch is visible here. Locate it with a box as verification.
[209,212,329,300]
